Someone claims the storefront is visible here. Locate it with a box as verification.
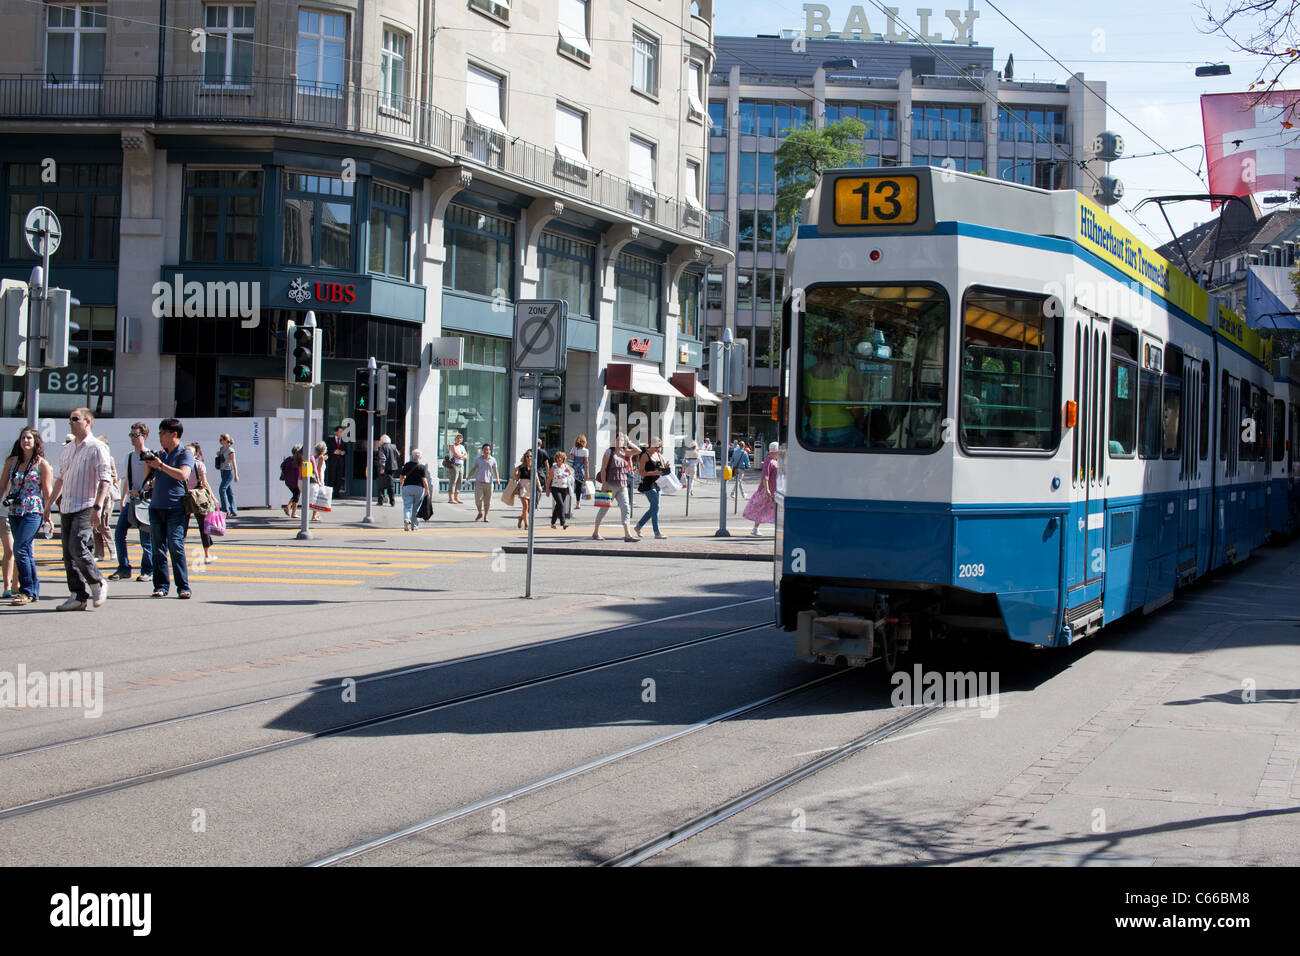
[437,332,510,463]
[604,361,682,449]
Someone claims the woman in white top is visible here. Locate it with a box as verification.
[546,451,575,530]
[310,442,328,523]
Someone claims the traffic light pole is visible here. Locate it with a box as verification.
[716,331,733,538]
[26,234,53,429]
[297,311,317,541]
[524,374,541,599]
[362,356,376,525]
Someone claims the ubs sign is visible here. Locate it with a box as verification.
[800,4,979,44]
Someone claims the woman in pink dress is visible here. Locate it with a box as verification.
[743,442,780,535]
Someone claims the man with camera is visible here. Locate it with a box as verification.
[141,418,195,598]
[107,422,154,583]
[43,407,114,611]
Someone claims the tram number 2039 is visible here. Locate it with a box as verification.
[957,563,986,578]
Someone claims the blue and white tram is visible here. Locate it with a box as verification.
[1269,358,1300,536]
[774,167,1274,666]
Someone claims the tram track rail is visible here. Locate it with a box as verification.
[0,596,772,762]
[0,614,778,823]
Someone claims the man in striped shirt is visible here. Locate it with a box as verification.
[43,407,113,611]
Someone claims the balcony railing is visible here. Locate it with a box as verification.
[0,73,727,247]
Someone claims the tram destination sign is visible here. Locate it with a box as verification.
[833,174,920,226]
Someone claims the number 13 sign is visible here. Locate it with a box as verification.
[833,175,919,226]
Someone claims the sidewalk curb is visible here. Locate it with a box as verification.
[501,544,774,561]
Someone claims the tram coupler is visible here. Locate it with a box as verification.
[797,610,887,668]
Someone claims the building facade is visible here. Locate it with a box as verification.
[705,32,1108,445]
[0,0,730,488]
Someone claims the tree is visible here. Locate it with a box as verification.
[774,117,869,248]
[1200,1,1300,125]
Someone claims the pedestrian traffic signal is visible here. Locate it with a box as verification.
[43,289,79,368]
[285,320,321,387]
[1,279,29,374]
[377,365,399,414]
[355,366,373,412]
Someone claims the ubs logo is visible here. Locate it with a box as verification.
[315,281,356,304]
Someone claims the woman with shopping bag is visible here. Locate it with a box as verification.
[309,442,329,524]
[591,434,639,542]
[184,443,218,564]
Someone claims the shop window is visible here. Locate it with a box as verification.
[184,169,262,264]
[368,182,409,280]
[6,163,120,262]
[539,231,595,319]
[443,204,515,299]
[614,252,661,330]
[34,306,115,419]
[282,171,354,269]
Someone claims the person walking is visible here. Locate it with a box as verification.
[445,433,468,504]
[92,437,119,565]
[1,427,53,606]
[472,444,500,521]
[682,440,701,497]
[568,435,589,512]
[546,451,574,530]
[633,438,669,539]
[328,425,348,499]
[729,441,751,498]
[281,445,303,519]
[43,407,114,611]
[592,434,639,542]
[215,433,239,518]
[373,435,400,507]
[309,441,328,523]
[743,442,781,535]
[108,422,154,583]
[145,418,194,598]
[514,450,537,531]
[535,439,550,477]
[400,450,433,531]
[185,443,218,563]
[0,488,11,600]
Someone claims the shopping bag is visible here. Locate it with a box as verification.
[501,477,519,506]
[582,480,594,501]
[593,490,614,509]
[204,510,227,537]
[309,484,333,512]
[418,495,434,521]
[656,471,683,495]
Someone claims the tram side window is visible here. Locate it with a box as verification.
[797,284,948,452]
[1138,368,1162,459]
[1162,373,1182,459]
[1199,360,1210,461]
[959,288,1059,451]
[1108,326,1137,456]
[1219,371,1231,461]
[1239,382,1254,462]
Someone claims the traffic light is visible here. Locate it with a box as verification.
[285,320,321,387]
[376,365,399,414]
[355,366,373,413]
[1,279,29,374]
[43,289,79,368]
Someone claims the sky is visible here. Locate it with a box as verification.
[711,0,1279,249]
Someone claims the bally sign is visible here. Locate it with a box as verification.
[628,337,652,356]
[800,4,978,45]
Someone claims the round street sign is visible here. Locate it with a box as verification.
[24,205,62,257]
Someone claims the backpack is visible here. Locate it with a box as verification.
[280,456,295,483]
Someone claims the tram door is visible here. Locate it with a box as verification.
[1067,316,1107,602]
[1177,354,1199,580]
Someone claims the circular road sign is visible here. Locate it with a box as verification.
[24,206,62,257]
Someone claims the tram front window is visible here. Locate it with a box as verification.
[960,289,1059,451]
[796,284,947,451]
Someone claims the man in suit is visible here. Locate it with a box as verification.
[329,425,348,498]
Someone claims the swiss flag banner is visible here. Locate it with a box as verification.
[1201,91,1300,203]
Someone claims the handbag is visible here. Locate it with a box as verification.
[582,480,594,500]
[593,490,614,508]
[132,500,150,528]
[418,494,434,521]
[501,477,518,506]
[309,484,334,512]
[657,471,683,495]
[204,510,227,537]
[183,486,216,517]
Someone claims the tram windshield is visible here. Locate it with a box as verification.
[796,284,947,451]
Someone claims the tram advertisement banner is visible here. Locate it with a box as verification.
[1201,91,1300,205]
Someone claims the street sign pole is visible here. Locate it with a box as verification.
[363,355,377,525]
[524,374,542,599]
[716,331,733,538]
[23,207,62,429]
